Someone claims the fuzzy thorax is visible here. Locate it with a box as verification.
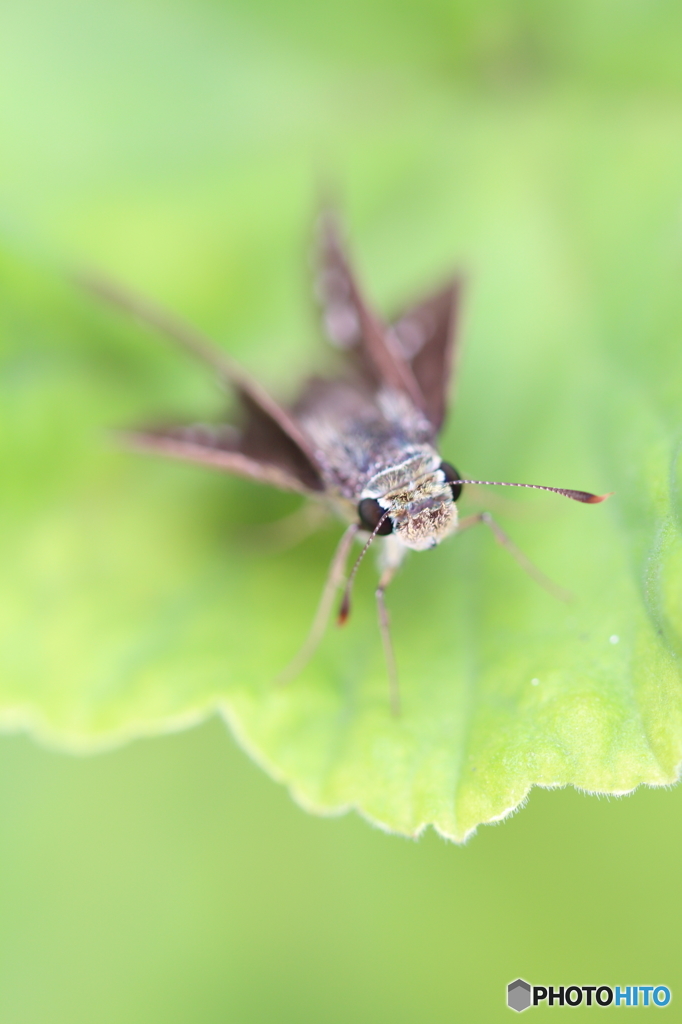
[363,451,459,551]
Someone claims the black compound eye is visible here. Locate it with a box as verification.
[358,498,393,535]
[440,461,463,502]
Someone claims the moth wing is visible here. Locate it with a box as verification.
[315,212,426,411]
[81,271,323,475]
[122,403,324,496]
[389,280,461,434]
[235,387,325,492]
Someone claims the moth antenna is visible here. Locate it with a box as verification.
[338,511,391,625]
[456,480,612,504]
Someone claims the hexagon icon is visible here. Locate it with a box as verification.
[507,979,532,1012]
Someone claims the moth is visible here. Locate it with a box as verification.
[84,212,608,714]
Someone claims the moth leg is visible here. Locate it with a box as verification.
[375,563,401,718]
[456,512,572,603]
[240,501,329,554]
[276,523,359,686]
[79,272,244,381]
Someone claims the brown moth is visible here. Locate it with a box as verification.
[83,212,608,715]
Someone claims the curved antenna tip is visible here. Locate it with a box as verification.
[337,595,351,626]
[586,492,614,504]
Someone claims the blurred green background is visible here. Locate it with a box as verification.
[0,723,681,1022]
[1,0,682,1019]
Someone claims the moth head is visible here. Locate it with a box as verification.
[358,459,463,551]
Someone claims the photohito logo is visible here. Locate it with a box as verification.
[507,980,672,1011]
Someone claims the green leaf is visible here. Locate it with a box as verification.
[1,0,682,840]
